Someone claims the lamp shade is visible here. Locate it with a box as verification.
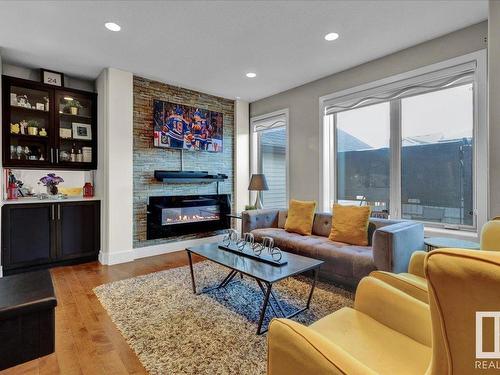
[248,174,269,191]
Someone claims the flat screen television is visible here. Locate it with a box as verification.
[153,99,223,152]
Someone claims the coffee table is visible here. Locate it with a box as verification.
[186,243,324,334]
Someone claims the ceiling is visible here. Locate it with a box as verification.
[0,1,488,102]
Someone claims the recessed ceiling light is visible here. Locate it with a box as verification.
[324,32,339,41]
[105,22,121,32]
[246,72,257,78]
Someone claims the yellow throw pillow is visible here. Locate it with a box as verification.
[284,199,317,235]
[329,204,372,246]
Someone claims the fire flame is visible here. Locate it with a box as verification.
[165,214,219,224]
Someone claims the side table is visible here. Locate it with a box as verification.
[424,237,480,252]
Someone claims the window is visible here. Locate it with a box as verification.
[320,51,487,232]
[335,102,390,213]
[401,84,473,226]
[251,110,288,209]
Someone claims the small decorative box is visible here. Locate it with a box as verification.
[60,128,72,139]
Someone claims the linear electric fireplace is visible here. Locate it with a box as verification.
[147,194,231,240]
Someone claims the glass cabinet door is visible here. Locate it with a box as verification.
[55,91,94,166]
[7,85,51,165]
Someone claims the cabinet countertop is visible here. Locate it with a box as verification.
[2,196,101,205]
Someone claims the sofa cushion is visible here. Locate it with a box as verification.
[329,204,372,246]
[315,242,375,280]
[311,212,332,237]
[276,210,398,246]
[251,228,374,281]
[284,200,317,235]
[251,228,329,256]
[278,210,288,228]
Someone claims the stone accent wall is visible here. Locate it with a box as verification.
[133,76,234,248]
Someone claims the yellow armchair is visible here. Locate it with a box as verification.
[370,250,429,303]
[268,276,432,375]
[370,217,500,303]
[268,249,500,375]
[480,217,500,251]
[425,249,500,374]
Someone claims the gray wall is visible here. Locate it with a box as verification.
[250,22,487,204]
[489,1,500,217]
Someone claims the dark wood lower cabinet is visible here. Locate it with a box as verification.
[2,200,100,275]
[57,201,100,260]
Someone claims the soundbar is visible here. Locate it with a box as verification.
[154,170,228,183]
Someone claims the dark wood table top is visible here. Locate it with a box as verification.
[187,242,324,283]
[424,236,480,250]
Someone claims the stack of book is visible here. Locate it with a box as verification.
[82,147,92,163]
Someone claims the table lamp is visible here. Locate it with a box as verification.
[248,174,268,209]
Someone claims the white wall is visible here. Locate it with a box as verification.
[0,51,3,276]
[96,68,135,265]
[2,63,94,92]
[7,169,91,195]
[250,22,488,204]
[234,100,250,213]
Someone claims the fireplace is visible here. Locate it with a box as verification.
[147,194,231,239]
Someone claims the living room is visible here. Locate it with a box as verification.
[0,1,498,374]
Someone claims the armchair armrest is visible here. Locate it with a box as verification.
[241,209,280,234]
[354,276,431,347]
[408,251,427,278]
[369,270,428,303]
[372,221,424,273]
[268,319,377,375]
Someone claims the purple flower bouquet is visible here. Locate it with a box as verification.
[40,173,64,195]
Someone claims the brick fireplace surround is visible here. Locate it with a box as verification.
[133,76,235,249]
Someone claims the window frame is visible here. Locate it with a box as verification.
[250,108,290,208]
[319,50,487,235]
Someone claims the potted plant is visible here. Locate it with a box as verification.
[40,173,64,195]
[65,99,82,115]
[27,120,39,136]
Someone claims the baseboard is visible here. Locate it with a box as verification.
[98,249,135,265]
[133,234,225,260]
[98,235,225,266]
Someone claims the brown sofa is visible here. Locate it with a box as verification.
[242,209,424,287]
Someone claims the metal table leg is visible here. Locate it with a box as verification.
[187,250,240,295]
[306,268,319,308]
[187,250,197,294]
[219,269,238,288]
[257,282,273,335]
[256,266,321,333]
[256,279,280,318]
[269,289,286,316]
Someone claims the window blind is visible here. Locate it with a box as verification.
[324,60,476,115]
[252,114,286,132]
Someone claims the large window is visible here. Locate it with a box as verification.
[251,110,288,209]
[401,84,473,226]
[321,51,487,232]
[336,102,390,213]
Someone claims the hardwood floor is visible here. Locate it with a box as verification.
[1,251,202,375]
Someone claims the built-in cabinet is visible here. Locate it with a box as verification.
[2,75,97,170]
[1,200,100,275]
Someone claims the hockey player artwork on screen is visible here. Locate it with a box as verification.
[153,99,223,152]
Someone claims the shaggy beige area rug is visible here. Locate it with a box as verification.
[94,261,353,375]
